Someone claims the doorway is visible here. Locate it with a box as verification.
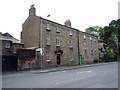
[57,54,60,65]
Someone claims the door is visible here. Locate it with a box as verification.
[57,54,60,65]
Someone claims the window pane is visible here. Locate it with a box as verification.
[56,36,60,46]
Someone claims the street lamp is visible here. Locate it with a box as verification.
[40,15,50,70]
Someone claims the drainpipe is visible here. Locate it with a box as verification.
[77,30,81,65]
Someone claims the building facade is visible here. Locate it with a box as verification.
[21,5,99,69]
[0,32,24,55]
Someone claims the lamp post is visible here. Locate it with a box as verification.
[40,15,50,70]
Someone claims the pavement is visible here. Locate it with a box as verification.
[2,61,117,76]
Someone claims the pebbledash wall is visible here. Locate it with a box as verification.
[20,5,99,70]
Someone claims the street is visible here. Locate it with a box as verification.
[2,62,118,88]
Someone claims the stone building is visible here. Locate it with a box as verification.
[0,32,24,71]
[0,32,24,55]
[21,5,99,69]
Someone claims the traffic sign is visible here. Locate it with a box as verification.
[36,48,44,56]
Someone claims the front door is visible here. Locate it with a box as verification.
[57,54,60,65]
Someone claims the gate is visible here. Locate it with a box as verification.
[2,55,18,72]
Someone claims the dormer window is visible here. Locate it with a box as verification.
[56,27,60,33]
[70,31,72,36]
[46,24,50,30]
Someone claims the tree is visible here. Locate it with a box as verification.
[86,26,104,40]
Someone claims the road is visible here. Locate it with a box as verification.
[2,62,118,88]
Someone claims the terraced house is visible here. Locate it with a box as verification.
[20,5,99,69]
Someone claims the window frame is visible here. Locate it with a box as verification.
[46,34,50,45]
[84,35,86,40]
[56,36,60,46]
[70,52,73,61]
[69,31,72,36]
[70,40,73,48]
[5,43,10,48]
[56,27,60,33]
[46,24,50,30]
[46,51,51,62]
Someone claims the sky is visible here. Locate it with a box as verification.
[0,0,119,40]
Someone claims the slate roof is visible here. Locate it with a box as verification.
[0,32,24,44]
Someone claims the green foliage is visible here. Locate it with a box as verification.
[86,26,104,40]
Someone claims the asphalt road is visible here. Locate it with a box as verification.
[2,62,118,88]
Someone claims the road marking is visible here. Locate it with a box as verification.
[56,77,82,85]
[77,70,92,74]
[62,71,66,72]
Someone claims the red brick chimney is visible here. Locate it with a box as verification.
[29,4,36,16]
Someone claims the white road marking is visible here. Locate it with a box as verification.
[56,77,82,85]
[62,71,66,72]
[77,70,92,74]
[56,70,92,85]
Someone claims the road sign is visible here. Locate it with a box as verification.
[36,48,44,56]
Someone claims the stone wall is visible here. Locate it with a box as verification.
[17,49,37,70]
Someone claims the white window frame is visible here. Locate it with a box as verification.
[56,36,60,46]
[84,42,87,49]
[46,51,51,62]
[5,43,10,48]
[46,34,50,45]
[84,35,86,40]
[70,40,73,48]
[70,52,73,61]
[70,31,72,36]
[56,27,60,33]
[46,24,50,30]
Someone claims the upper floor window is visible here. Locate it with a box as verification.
[84,42,87,49]
[46,34,50,45]
[84,35,86,40]
[56,36,60,46]
[70,31,72,36]
[5,43,10,48]
[70,40,73,48]
[90,37,92,41]
[56,27,60,33]
[46,24,50,30]
[94,38,96,42]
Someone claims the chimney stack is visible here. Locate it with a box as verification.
[29,4,36,16]
[64,19,71,27]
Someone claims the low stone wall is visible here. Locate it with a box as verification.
[17,49,38,71]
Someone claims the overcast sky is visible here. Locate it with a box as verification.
[0,0,119,40]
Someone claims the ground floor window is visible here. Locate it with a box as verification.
[70,51,73,61]
[46,51,51,62]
